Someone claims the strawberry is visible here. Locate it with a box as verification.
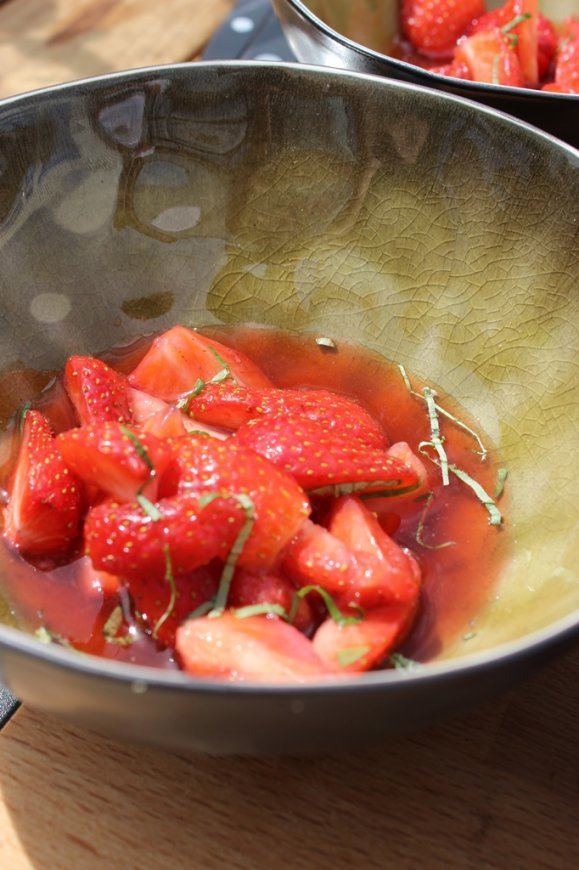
[313,603,417,673]
[128,326,272,402]
[57,422,171,503]
[130,387,227,440]
[129,563,220,646]
[466,0,539,85]
[161,436,310,570]
[329,496,422,607]
[85,493,244,581]
[176,613,331,682]
[401,0,485,59]
[141,406,188,440]
[78,555,121,597]
[455,28,524,86]
[234,416,418,496]
[229,569,314,634]
[430,60,472,79]
[187,384,387,447]
[282,498,421,610]
[65,356,132,427]
[4,410,82,556]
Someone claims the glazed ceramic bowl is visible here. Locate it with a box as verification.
[0,63,577,754]
[272,0,579,146]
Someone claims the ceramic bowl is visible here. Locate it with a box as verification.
[272,0,579,146]
[0,63,577,753]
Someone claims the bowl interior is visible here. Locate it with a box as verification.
[305,0,577,55]
[0,64,577,665]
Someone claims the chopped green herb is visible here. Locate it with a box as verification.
[152,545,177,639]
[177,348,232,412]
[136,492,162,521]
[448,464,502,526]
[103,605,136,646]
[462,631,477,641]
[337,645,370,668]
[501,12,531,34]
[34,626,72,648]
[19,402,31,432]
[415,492,456,550]
[390,653,420,670]
[494,467,508,500]
[316,336,337,350]
[119,425,154,473]
[188,599,215,620]
[311,479,419,499]
[234,603,288,619]
[398,365,487,460]
[208,493,256,618]
[421,386,449,486]
[288,585,364,627]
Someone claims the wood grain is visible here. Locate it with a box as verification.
[0,648,578,869]
[0,0,236,99]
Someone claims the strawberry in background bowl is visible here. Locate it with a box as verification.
[272,0,579,145]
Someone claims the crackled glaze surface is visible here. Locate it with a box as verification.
[0,64,576,662]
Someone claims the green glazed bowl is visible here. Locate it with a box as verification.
[0,63,577,754]
[272,0,579,146]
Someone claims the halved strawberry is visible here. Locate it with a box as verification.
[313,603,417,673]
[85,493,244,581]
[466,0,539,85]
[283,499,421,610]
[234,416,418,496]
[128,326,272,402]
[430,60,472,79]
[537,13,557,79]
[176,613,331,682]
[141,406,188,440]
[77,555,121,597]
[229,569,314,634]
[401,0,485,59]
[4,410,82,556]
[57,422,171,502]
[455,28,524,86]
[161,436,311,570]
[129,563,220,646]
[329,496,421,607]
[65,356,132,427]
[130,387,227,440]
[187,384,387,447]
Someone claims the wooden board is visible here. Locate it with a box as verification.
[0,0,235,99]
[0,647,578,869]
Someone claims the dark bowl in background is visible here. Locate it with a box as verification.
[272,0,579,146]
[0,62,577,754]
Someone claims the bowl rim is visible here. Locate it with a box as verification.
[0,59,577,695]
[278,0,579,102]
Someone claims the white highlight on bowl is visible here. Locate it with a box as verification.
[254,53,282,62]
[231,16,254,34]
[30,292,71,323]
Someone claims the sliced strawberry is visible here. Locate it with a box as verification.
[4,410,82,556]
[329,496,422,607]
[77,555,121,597]
[510,0,539,86]
[234,416,418,496]
[85,493,244,581]
[57,422,171,503]
[313,603,417,673]
[187,384,387,447]
[401,0,485,59]
[430,60,472,79]
[130,387,228,440]
[282,499,421,610]
[176,614,330,683]
[455,28,524,86]
[129,562,220,647]
[229,569,314,634]
[161,436,310,570]
[65,356,132,427]
[128,326,272,402]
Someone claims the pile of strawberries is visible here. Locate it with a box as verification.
[2,327,428,683]
[400,0,578,91]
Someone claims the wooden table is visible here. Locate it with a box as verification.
[0,2,578,867]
